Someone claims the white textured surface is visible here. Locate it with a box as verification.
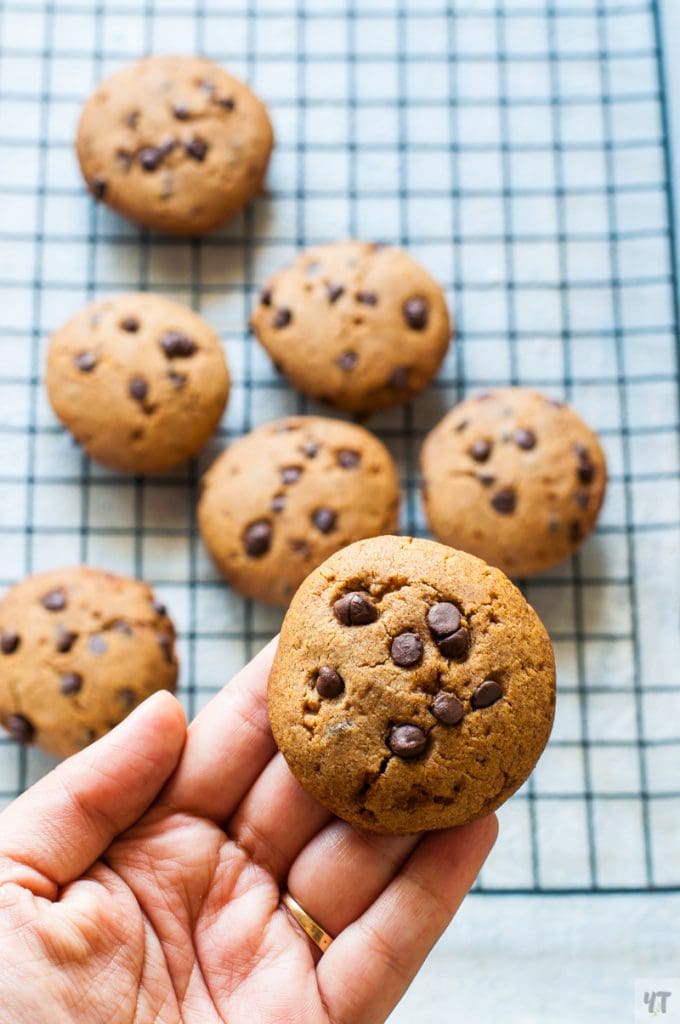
[0,1,679,1020]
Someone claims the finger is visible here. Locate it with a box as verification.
[229,752,332,880]
[161,638,278,822]
[287,820,420,936]
[0,690,186,897]
[318,815,498,1024]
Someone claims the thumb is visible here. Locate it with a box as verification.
[0,689,186,897]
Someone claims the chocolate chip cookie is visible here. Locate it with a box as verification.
[0,567,178,758]
[198,416,400,606]
[268,535,556,834]
[46,292,230,474]
[250,242,452,414]
[421,388,607,577]
[76,55,274,235]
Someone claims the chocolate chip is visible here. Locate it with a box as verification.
[218,96,235,111]
[260,288,272,307]
[168,371,187,389]
[403,295,429,330]
[88,634,107,655]
[60,672,83,696]
[0,631,19,655]
[139,147,163,172]
[312,507,337,534]
[74,351,97,372]
[243,520,272,557]
[478,473,496,487]
[336,350,358,372]
[577,459,595,485]
[42,588,66,612]
[121,316,139,332]
[117,150,133,172]
[316,666,344,698]
[388,724,427,760]
[432,692,464,725]
[271,494,286,513]
[126,111,139,129]
[356,291,378,306]
[273,307,292,329]
[327,283,345,304]
[333,591,378,626]
[491,487,516,515]
[337,448,361,468]
[113,619,133,635]
[574,490,590,508]
[390,632,423,667]
[289,538,310,556]
[118,688,137,709]
[472,680,503,709]
[388,366,410,390]
[302,442,319,458]
[438,627,471,661]
[185,136,208,161]
[515,428,536,450]
[158,633,174,664]
[54,625,77,653]
[129,377,148,402]
[160,330,196,358]
[91,177,107,199]
[569,520,583,542]
[6,714,34,744]
[470,439,491,462]
[281,465,303,484]
[426,602,461,639]
[173,102,190,120]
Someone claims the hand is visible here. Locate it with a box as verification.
[0,640,496,1024]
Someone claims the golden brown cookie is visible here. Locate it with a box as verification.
[268,535,555,834]
[421,388,607,577]
[198,416,400,606]
[76,55,274,235]
[46,292,230,474]
[250,242,452,414]
[0,567,178,758]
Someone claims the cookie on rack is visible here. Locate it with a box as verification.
[268,535,555,834]
[76,55,274,235]
[420,387,607,577]
[0,567,178,758]
[198,416,400,606]
[46,292,229,474]
[250,241,452,414]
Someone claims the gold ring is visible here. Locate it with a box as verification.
[281,892,333,953]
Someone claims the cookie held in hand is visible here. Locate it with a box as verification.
[268,535,555,834]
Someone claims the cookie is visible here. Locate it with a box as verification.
[46,292,230,474]
[198,416,400,606]
[420,388,607,577]
[268,535,555,834]
[250,242,452,414]
[0,567,178,758]
[76,55,274,235]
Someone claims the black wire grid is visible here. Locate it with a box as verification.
[0,0,677,895]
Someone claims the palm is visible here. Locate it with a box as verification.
[0,642,495,1024]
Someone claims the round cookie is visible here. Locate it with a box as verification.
[198,416,400,606]
[0,567,178,758]
[76,55,274,235]
[421,388,607,577]
[250,242,452,414]
[46,292,230,474]
[268,535,555,834]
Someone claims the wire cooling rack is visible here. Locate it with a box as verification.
[0,0,678,895]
